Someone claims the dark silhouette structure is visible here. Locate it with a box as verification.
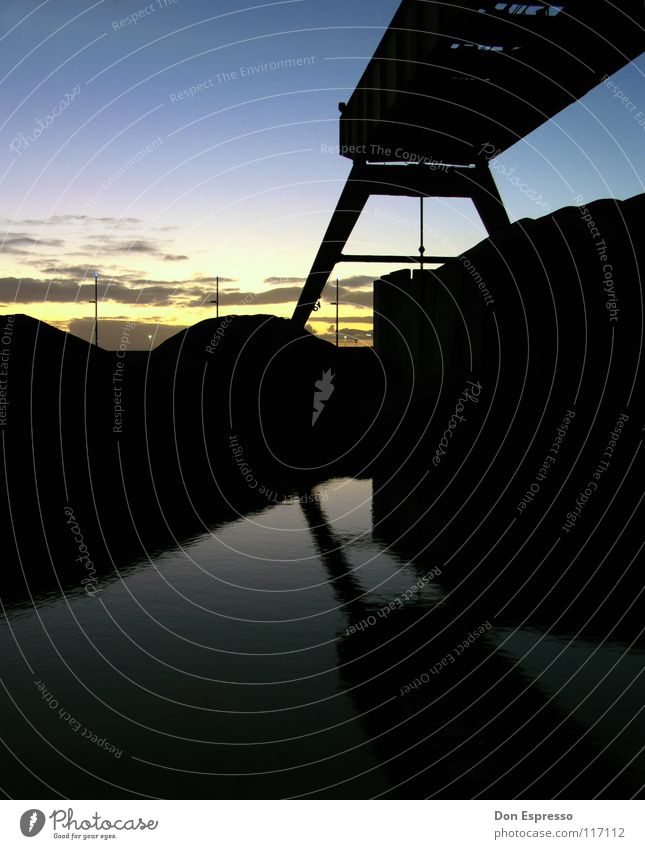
[292,0,645,325]
[3,0,645,802]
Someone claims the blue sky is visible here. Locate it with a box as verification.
[1,0,643,345]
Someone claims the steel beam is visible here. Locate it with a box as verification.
[292,162,510,326]
[339,254,456,263]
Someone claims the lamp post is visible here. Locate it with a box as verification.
[419,196,425,272]
[88,273,98,347]
[330,277,340,347]
[209,274,219,318]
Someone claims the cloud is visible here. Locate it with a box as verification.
[110,239,159,254]
[0,276,213,307]
[38,265,104,278]
[268,276,373,308]
[337,275,374,289]
[263,276,306,285]
[225,286,304,306]
[0,274,346,311]
[0,215,191,264]
[122,284,205,306]
[3,215,143,228]
[0,277,96,303]
[340,327,373,338]
[1,234,65,251]
[188,274,237,283]
[122,277,184,287]
[335,286,372,307]
[3,217,86,227]
[75,236,191,262]
[93,217,143,228]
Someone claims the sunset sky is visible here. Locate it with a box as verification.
[1,0,644,347]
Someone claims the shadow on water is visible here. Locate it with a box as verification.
[302,482,645,798]
[2,465,645,798]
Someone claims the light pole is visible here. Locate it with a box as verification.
[419,196,425,272]
[209,274,219,318]
[89,273,98,347]
[330,277,340,347]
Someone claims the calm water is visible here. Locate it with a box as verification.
[1,477,644,798]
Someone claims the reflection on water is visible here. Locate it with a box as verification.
[0,477,643,798]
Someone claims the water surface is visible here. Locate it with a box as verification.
[1,477,644,798]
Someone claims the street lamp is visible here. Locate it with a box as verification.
[209,274,219,318]
[419,196,425,272]
[330,277,340,347]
